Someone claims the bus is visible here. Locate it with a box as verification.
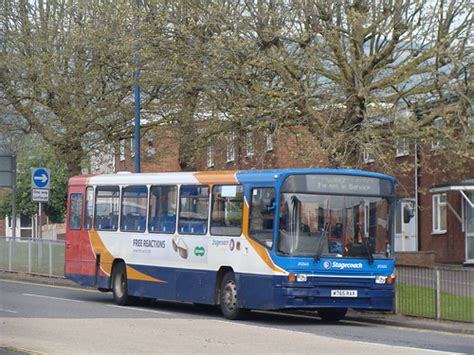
[65,168,396,321]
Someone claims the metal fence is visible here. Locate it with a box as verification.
[1,238,473,322]
[0,237,64,277]
[396,265,474,322]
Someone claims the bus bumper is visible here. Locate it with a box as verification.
[272,286,395,311]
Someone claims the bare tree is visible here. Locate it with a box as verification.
[1,0,137,175]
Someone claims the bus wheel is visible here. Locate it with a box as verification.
[112,263,133,306]
[317,308,347,322]
[220,272,247,320]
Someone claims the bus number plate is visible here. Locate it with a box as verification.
[331,290,358,297]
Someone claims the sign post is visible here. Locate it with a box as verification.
[31,167,50,239]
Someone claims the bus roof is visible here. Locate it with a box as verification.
[68,168,395,187]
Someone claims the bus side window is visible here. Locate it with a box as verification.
[84,187,94,230]
[69,193,83,230]
[179,185,209,235]
[94,186,120,231]
[149,185,177,234]
[249,187,275,248]
[211,185,243,236]
[121,186,148,232]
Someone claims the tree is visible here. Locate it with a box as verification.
[0,144,68,223]
[1,0,137,175]
[236,0,473,168]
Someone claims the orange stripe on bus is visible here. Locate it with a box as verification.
[193,171,237,184]
[89,229,166,283]
[126,265,167,283]
[89,229,114,276]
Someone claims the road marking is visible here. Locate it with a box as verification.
[107,304,173,316]
[23,293,84,303]
[0,279,97,293]
[0,308,18,314]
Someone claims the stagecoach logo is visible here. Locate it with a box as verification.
[194,246,205,257]
[229,239,235,251]
[323,261,364,270]
[212,239,228,247]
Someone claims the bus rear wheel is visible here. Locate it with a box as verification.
[220,272,248,320]
[317,308,347,322]
[112,262,134,306]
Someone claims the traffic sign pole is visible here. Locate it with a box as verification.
[39,202,42,239]
[31,167,51,239]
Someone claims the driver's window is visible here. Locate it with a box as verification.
[249,188,275,248]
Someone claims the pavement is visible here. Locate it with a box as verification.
[1,271,473,336]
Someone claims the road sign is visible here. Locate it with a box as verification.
[0,155,15,187]
[32,168,50,189]
[32,188,50,203]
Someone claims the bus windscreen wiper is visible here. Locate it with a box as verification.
[363,237,374,264]
[315,223,329,263]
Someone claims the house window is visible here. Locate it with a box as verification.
[246,132,254,157]
[226,134,235,162]
[207,146,215,168]
[431,117,444,150]
[265,132,273,152]
[432,193,447,233]
[363,149,374,164]
[396,138,409,157]
[130,138,135,158]
[119,140,125,161]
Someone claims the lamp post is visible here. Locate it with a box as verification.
[133,0,143,173]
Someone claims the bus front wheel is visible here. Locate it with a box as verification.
[317,308,347,322]
[220,272,247,320]
[112,262,134,306]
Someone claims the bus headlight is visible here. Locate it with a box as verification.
[296,274,308,282]
[375,276,387,284]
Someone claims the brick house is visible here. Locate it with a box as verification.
[112,121,473,265]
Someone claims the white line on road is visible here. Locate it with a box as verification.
[107,304,172,316]
[22,293,85,303]
[0,308,18,314]
[0,279,97,293]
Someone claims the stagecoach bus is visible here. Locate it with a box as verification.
[65,168,396,320]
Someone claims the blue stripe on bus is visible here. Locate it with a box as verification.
[68,263,394,312]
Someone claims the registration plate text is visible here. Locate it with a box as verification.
[331,290,358,297]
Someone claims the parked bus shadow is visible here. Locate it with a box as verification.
[127,298,366,327]
[82,292,368,327]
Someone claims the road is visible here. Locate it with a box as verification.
[0,279,473,354]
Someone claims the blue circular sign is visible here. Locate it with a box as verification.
[33,168,49,188]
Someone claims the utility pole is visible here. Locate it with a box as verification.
[133,0,142,173]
